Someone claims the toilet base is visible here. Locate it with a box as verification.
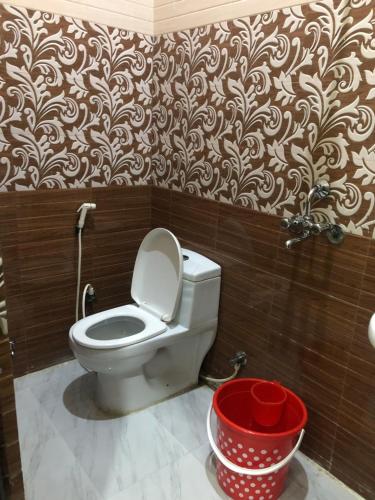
[71,325,218,415]
[96,371,197,415]
[93,327,217,414]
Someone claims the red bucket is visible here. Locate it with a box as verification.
[207,378,307,499]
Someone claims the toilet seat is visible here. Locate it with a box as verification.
[71,228,183,350]
[71,305,167,349]
[132,227,183,322]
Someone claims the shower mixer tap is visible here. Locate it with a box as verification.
[281,180,344,249]
[280,214,312,234]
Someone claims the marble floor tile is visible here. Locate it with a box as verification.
[280,452,363,500]
[30,369,110,436]
[182,440,362,500]
[14,359,85,392]
[107,452,226,500]
[150,385,213,452]
[62,408,188,498]
[192,441,215,467]
[23,435,101,500]
[15,388,58,476]
[14,360,363,500]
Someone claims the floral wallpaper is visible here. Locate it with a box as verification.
[1,1,375,236]
[153,0,375,237]
[0,4,155,189]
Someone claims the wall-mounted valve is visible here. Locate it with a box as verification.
[281,180,344,249]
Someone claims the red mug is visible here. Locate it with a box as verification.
[250,381,287,427]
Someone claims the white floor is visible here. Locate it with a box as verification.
[14,360,363,500]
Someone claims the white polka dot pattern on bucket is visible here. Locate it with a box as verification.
[216,426,292,499]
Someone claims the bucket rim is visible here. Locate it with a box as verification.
[213,377,308,439]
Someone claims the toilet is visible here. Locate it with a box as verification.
[69,228,221,414]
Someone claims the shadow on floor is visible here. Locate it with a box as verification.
[204,450,309,499]
[63,372,120,421]
[281,457,309,499]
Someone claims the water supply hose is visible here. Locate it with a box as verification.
[200,363,241,384]
[75,228,83,322]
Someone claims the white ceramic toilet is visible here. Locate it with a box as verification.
[69,228,221,414]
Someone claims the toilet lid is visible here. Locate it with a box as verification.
[131,228,183,322]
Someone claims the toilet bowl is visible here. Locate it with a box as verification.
[69,228,221,414]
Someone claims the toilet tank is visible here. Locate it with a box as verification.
[174,249,221,329]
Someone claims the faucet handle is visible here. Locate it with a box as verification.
[313,180,330,200]
[326,224,345,245]
[311,222,332,235]
[280,218,290,230]
[311,223,325,235]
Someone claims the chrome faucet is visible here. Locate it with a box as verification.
[281,180,344,249]
[304,181,330,216]
[285,232,310,249]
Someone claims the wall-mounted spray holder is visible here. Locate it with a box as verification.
[281,180,345,249]
[76,203,96,232]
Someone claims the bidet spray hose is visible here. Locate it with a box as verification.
[75,228,83,322]
[75,203,96,322]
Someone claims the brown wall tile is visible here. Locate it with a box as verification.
[7,470,25,500]
[1,184,374,500]
[151,187,375,498]
[0,345,23,498]
[331,427,375,499]
[3,185,151,378]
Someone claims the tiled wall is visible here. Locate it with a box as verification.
[0,3,155,190]
[3,0,316,34]
[0,6,155,497]
[0,184,150,500]
[2,182,374,498]
[3,0,375,236]
[0,0,374,499]
[4,0,154,34]
[154,0,375,239]
[153,0,315,34]
[151,186,375,499]
[0,232,23,499]
[0,337,23,500]
[0,186,151,376]
[150,4,375,493]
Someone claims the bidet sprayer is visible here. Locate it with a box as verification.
[76,203,96,230]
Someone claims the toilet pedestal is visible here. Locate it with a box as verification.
[96,369,196,415]
[94,328,216,414]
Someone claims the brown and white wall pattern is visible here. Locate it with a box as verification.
[2,1,375,237]
[154,0,375,238]
[0,4,155,190]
